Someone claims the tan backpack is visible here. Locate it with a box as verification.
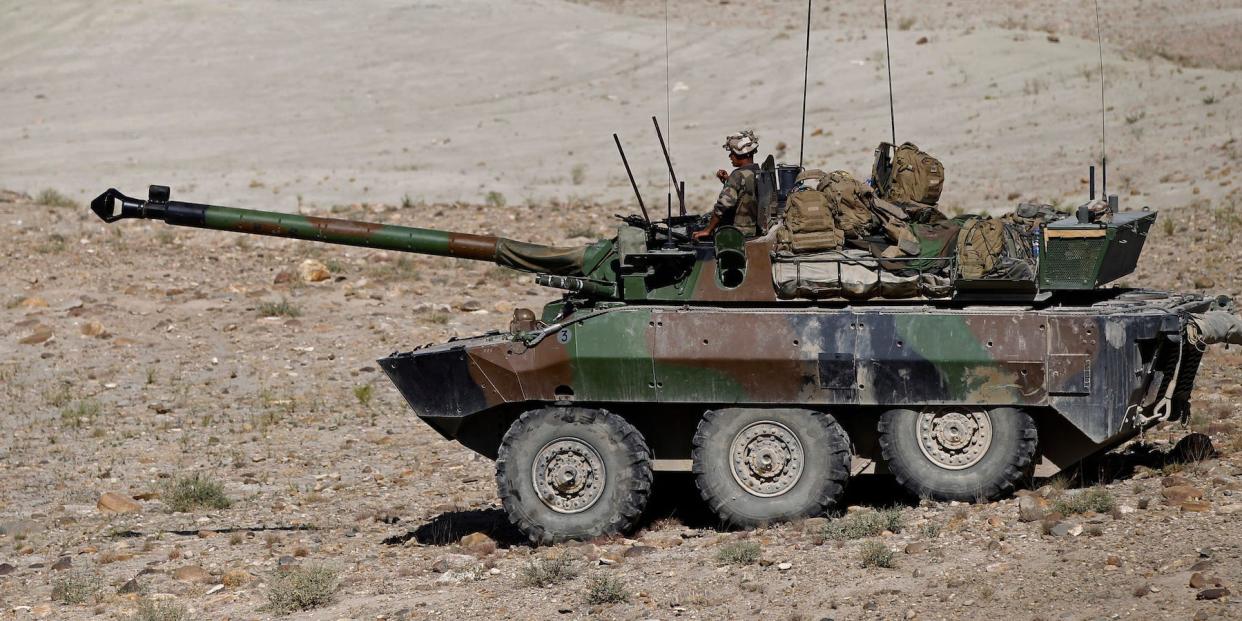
[778,189,844,253]
[817,170,877,238]
[873,142,944,206]
[955,217,1006,279]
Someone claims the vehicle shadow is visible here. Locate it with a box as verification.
[1049,432,1216,489]
[382,508,525,547]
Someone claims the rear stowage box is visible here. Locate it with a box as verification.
[1039,211,1156,290]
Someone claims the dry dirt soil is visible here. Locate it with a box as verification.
[2,1,1242,621]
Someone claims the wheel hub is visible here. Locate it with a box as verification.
[729,421,804,497]
[916,409,993,470]
[532,437,605,514]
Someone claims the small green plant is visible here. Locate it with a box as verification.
[716,540,761,566]
[584,575,629,605]
[921,521,942,539]
[44,383,73,408]
[60,399,101,429]
[571,164,587,186]
[1162,217,1176,236]
[51,571,100,604]
[859,540,894,568]
[258,299,301,318]
[400,193,415,209]
[485,191,507,208]
[134,599,188,621]
[821,507,904,540]
[1052,487,1116,515]
[36,188,77,208]
[520,554,579,588]
[1203,95,1217,105]
[36,232,68,253]
[353,384,374,407]
[162,473,231,512]
[265,565,340,615]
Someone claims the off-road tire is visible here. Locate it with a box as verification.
[877,407,1037,502]
[496,407,652,545]
[692,408,851,528]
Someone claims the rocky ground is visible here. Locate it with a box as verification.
[1,185,1241,621]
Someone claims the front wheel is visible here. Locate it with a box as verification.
[877,407,1037,502]
[496,407,652,544]
[692,408,851,528]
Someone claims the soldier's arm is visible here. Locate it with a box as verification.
[693,180,740,240]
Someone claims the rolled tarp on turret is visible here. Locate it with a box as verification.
[1189,311,1242,347]
[494,238,587,276]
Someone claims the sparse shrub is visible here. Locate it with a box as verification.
[859,540,894,568]
[821,508,904,540]
[921,522,942,539]
[60,399,101,429]
[162,473,231,512]
[400,193,415,209]
[520,555,578,588]
[1203,95,1217,105]
[1125,111,1146,125]
[716,540,761,566]
[258,299,301,318]
[353,384,373,407]
[265,565,339,615]
[571,164,587,186]
[155,230,176,245]
[1052,487,1116,515]
[36,188,77,208]
[485,191,507,208]
[134,599,188,621]
[1162,217,1175,236]
[898,16,916,30]
[584,575,629,605]
[51,570,100,604]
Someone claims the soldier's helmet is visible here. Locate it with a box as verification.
[722,130,759,156]
[795,168,827,190]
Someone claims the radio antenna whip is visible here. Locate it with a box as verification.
[664,0,680,213]
[882,0,897,146]
[1093,0,1108,198]
[798,0,812,168]
[613,134,650,225]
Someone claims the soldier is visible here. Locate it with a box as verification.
[692,130,762,241]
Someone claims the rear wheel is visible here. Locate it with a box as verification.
[878,407,1037,502]
[692,408,851,527]
[496,407,652,544]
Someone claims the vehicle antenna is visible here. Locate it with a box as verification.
[882,0,897,147]
[1093,0,1108,201]
[664,0,680,213]
[798,0,812,168]
[613,134,650,225]
[653,116,685,216]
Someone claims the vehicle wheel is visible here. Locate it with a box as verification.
[496,407,652,544]
[877,407,1037,502]
[692,408,851,528]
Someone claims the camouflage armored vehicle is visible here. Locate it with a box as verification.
[90,177,1241,543]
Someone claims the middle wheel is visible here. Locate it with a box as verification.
[692,408,851,527]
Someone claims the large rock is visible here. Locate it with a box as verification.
[298,259,331,283]
[460,532,496,556]
[172,565,213,584]
[1018,494,1048,522]
[97,492,142,514]
[1161,485,1204,503]
[430,553,477,573]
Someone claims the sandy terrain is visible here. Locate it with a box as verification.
[1,0,1238,214]
[2,1,1242,620]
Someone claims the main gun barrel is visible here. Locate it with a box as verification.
[91,186,590,276]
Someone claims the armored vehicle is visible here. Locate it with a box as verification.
[90,179,1240,543]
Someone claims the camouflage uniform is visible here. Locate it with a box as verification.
[712,163,761,236]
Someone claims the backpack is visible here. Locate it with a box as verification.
[817,170,878,238]
[873,142,944,206]
[955,217,1035,280]
[777,189,844,253]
